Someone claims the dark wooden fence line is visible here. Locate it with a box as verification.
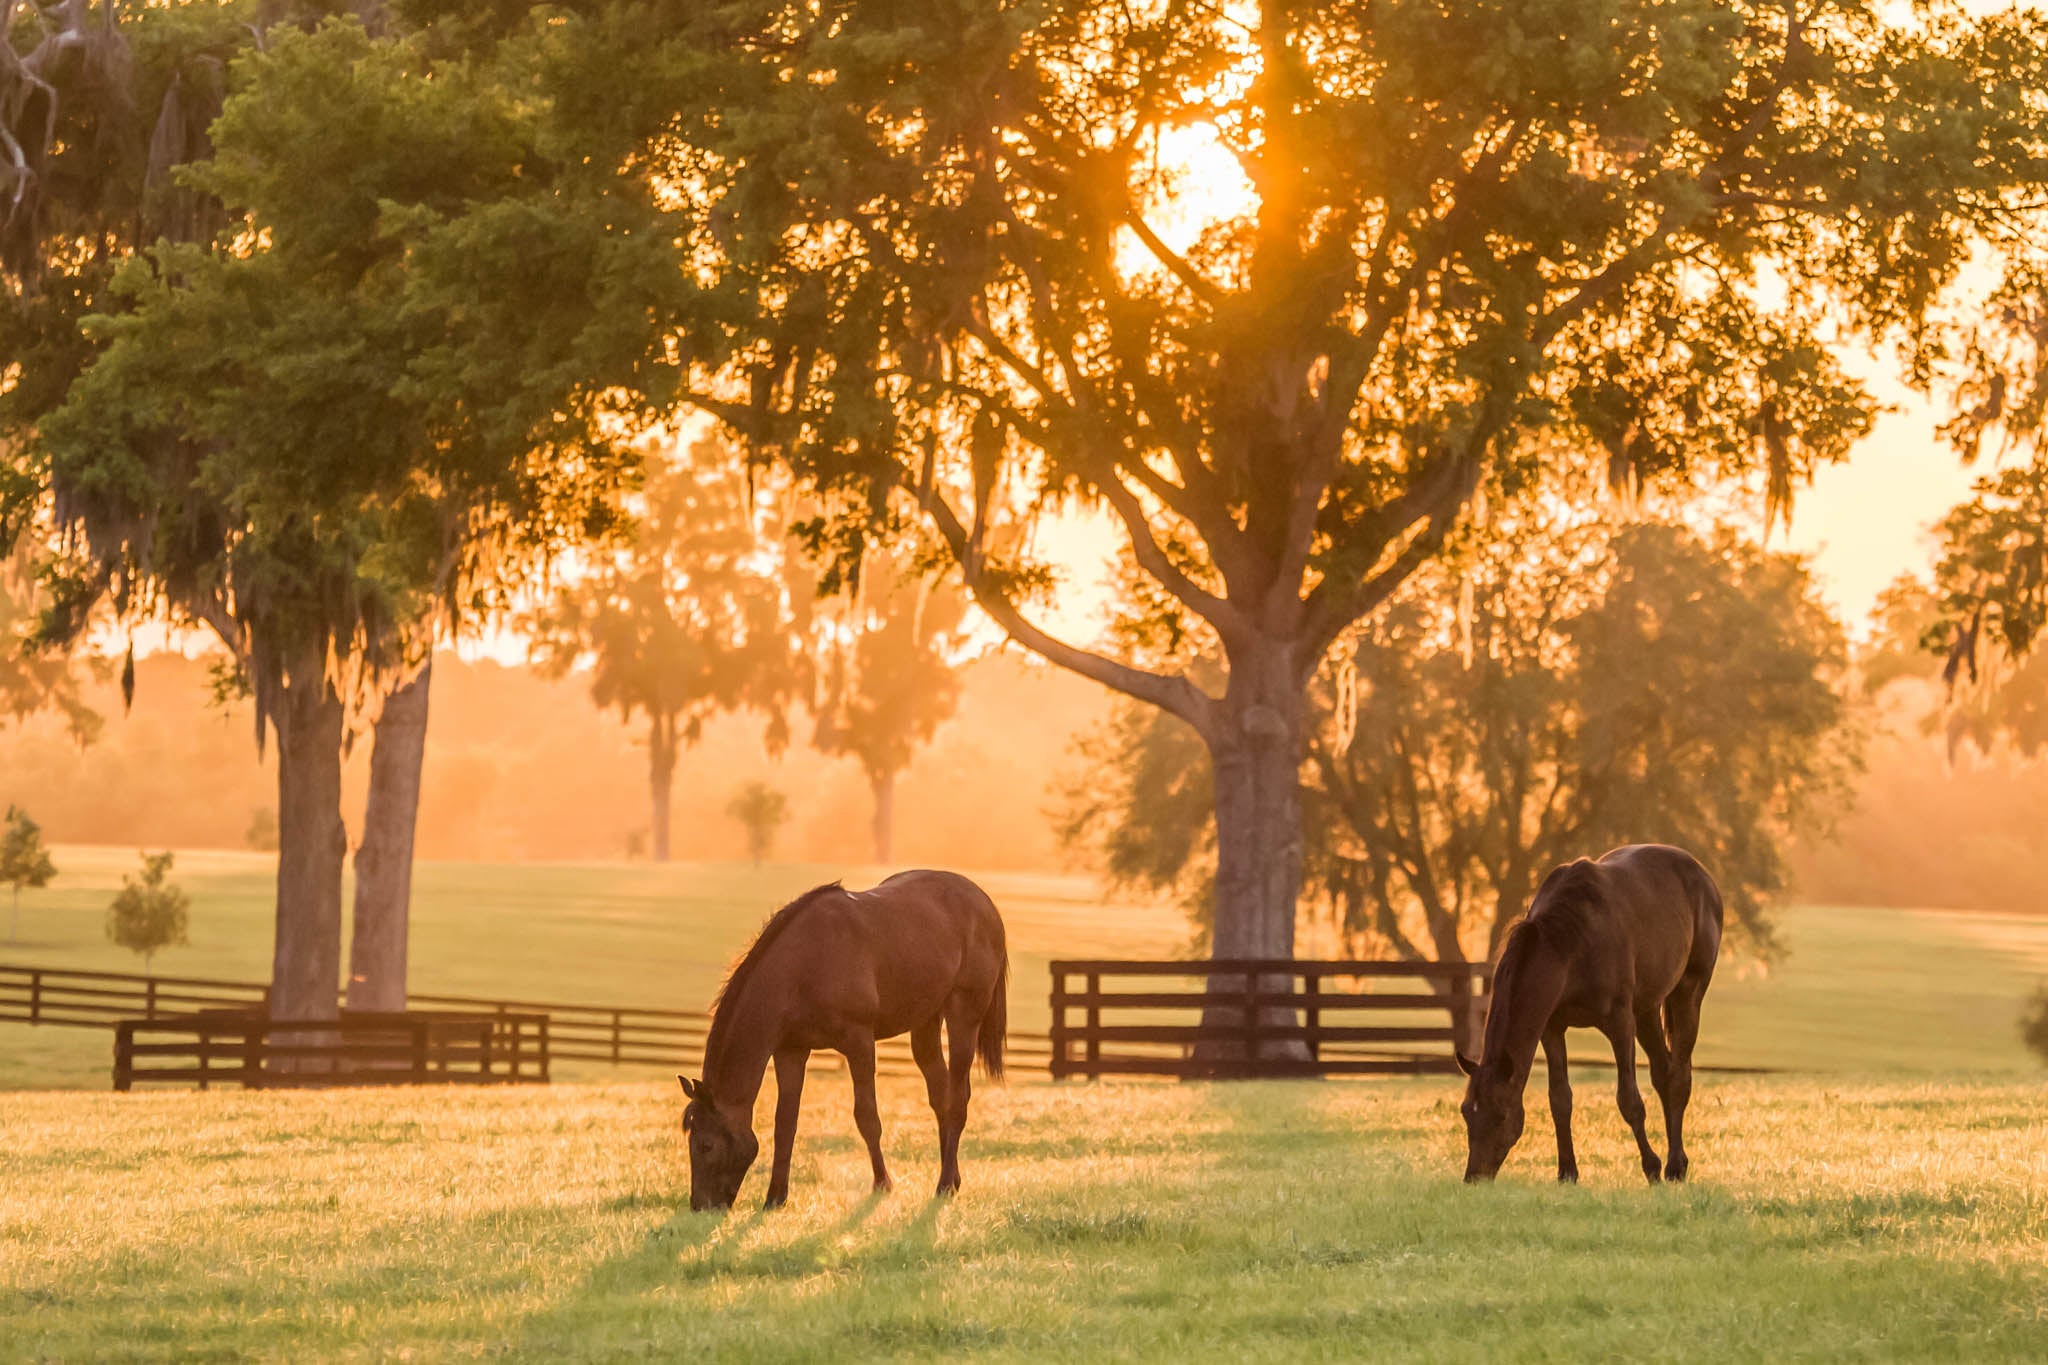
[1050,958,1495,1080]
[0,962,1055,1083]
[112,1011,550,1090]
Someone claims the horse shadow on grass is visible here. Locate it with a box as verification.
[511,1188,949,1355]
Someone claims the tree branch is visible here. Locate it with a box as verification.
[917,478,1218,736]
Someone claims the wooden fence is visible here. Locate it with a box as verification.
[1049,959,1493,1079]
[0,963,267,1028]
[0,962,1052,1083]
[113,1010,550,1090]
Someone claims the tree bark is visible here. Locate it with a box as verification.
[868,768,895,864]
[649,715,676,864]
[270,667,347,1026]
[1200,638,1310,1063]
[347,661,431,1014]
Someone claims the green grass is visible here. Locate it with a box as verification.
[2,1076,2045,1361]
[6,848,2048,1088]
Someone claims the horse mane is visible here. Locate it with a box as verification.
[703,881,844,1074]
[1507,858,1601,957]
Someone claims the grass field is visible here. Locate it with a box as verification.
[4,847,2048,1088]
[2,1075,2045,1361]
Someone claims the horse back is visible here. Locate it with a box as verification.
[1534,844,1722,1006]
[785,870,1007,1040]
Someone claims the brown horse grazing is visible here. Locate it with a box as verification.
[679,869,1007,1211]
[1456,843,1723,1185]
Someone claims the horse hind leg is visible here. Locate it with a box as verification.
[842,1032,892,1195]
[1603,1010,1663,1184]
[935,993,982,1196]
[1660,983,1706,1182]
[911,1020,951,1194]
[1636,1003,1680,1175]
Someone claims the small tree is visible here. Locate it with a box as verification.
[725,782,790,867]
[244,807,280,853]
[528,436,807,862]
[2023,984,2048,1067]
[0,805,56,944]
[809,547,972,863]
[105,852,189,972]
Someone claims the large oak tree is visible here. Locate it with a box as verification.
[641,0,2048,962]
[6,16,671,1019]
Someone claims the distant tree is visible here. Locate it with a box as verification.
[105,851,189,972]
[244,806,280,854]
[528,436,807,862]
[810,549,971,863]
[0,804,56,944]
[0,548,100,745]
[1064,494,1857,964]
[2023,983,2048,1067]
[725,781,789,866]
[1861,573,2048,758]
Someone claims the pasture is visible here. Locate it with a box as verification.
[4,853,2048,1359]
[3,849,2048,1087]
[3,1076,2046,1361]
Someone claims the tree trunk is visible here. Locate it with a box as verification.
[347,661,431,1014]
[1200,640,1310,1065]
[649,716,676,864]
[271,668,348,1027]
[869,769,895,864]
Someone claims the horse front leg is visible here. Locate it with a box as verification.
[1602,1011,1662,1184]
[843,1032,892,1194]
[1541,1027,1577,1184]
[764,1046,809,1209]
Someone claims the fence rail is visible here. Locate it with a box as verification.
[1049,958,1494,1080]
[113,1010,550,1090]
[0,962,1054,1083]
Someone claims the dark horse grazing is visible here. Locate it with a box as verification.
[679,869,1008,1211]
[1457,843,1723,1184]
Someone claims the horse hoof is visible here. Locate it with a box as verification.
[1665,1160,1689,1183]
[763,1194,787,1211]
[1557,1170,1578,1185]
[936,1179,961,1198]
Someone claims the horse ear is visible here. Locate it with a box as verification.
[1454,1049,1480,1077]
[679,1075,697,1098]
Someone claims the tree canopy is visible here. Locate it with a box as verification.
[639,0,2048,957]
[1064,492,1857,962]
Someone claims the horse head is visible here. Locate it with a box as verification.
[1456,1049,1526,1182]
[680,1075,759,1211]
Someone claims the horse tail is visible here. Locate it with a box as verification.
[979,950,1008,1080]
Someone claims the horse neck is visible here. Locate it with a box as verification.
[1483,934,1569,1080]
[703,978,779,1111]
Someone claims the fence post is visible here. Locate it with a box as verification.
[611,1009,622,1066]
[1084,971,1101,1078]
[1304,969,1321,1063]
[145,977,157,1018]
[537,1015,550,1084]
[1242,968,1261,1076]
[410,1020,429,1084]
[1466,967,1488,1057]
[114,1020,133,1091]
[29,968,40,1025]
[1047,968,1066,1080]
